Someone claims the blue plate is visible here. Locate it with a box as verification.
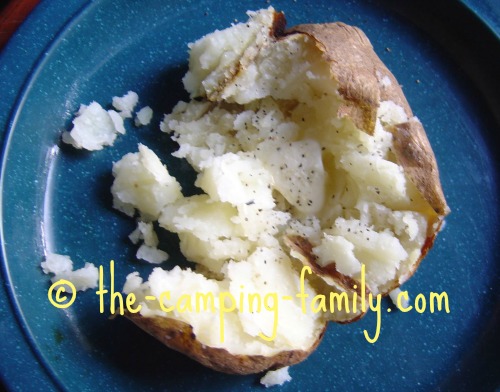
[1,1,499,391]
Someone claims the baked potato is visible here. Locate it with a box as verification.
[115,7,449,375]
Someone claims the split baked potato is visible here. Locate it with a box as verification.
[115,7,449,375]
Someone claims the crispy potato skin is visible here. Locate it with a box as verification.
[125,312,325,375]
[286,23,412,135]
[391,121,450,216]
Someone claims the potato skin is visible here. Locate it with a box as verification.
[286,23,412,135]
[391,121,450,216]
[125,312,325,375]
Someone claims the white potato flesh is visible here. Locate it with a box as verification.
[232,204,290,243]
[135,106,153,126]
[129,221,159,247]
[125,247,322,356]
[256,139,326,214]
[159,195,241,241]
[260,367,292,387]
[226,247,320,349]
[178,232,250,272]
[196,152,275,209]
[136,244,168,264]
[183,8,276,99]
[111,144,182,219]
[221,35,336,104]
[62,102,123,151]
[42,254,98,293]
[112,91,139,119]
[313,234,362,276]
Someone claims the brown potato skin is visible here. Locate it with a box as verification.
[125,312,325,375]
[391,121,450,216]
[286,23,413,135]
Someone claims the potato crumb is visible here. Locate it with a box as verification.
[61,92,143,151]
[260,367,292,387]
[135,106,153,126]
[108,109,126,135]
[129,221,168,263]
[122,271,144,294]
[41,253,73,275]
[136,244,169,264]
[129,221,159,247]
[112,91,139,119]
[41,253,98,293]
[61,102,124,151]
